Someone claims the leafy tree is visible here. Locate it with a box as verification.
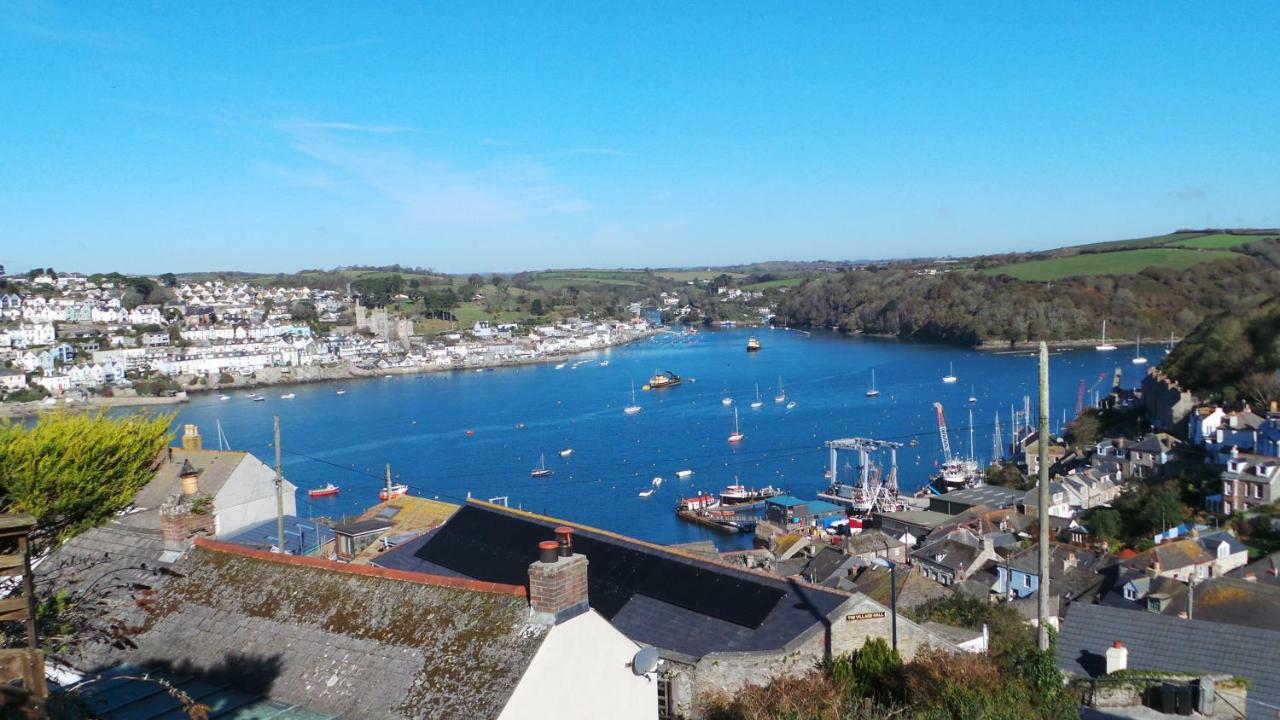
[1065,408,1102,448]
[1084,507,1123,544]
[530,298,544,316]
[0,412,172,550]
[288,301,318,322]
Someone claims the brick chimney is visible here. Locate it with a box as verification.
[1105,640,1128,675]
[527,527,589,623]
[160,495,215,552]
[182,424,202,451]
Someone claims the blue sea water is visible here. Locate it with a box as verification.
[171,329,1139,548]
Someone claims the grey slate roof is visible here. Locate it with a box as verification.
[1058,603,1280,719]
[122,545,545,720]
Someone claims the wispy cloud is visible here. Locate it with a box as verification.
[282,120,417,134]
[274,122,593,223]
[481,138,516,147]
[2,2,132,49]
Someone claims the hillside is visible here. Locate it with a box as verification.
[775,238,1280,346]
[1159,295,1280,404]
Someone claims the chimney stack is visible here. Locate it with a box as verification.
[182,424,202,451]
[528,529,589,623]
[179,459,200,495]
[1105,640,1128,675]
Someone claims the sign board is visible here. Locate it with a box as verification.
[846,611,887,621]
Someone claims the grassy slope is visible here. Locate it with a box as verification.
[1172,233,1276,250]
[983,248,1240,281]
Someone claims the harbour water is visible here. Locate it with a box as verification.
[172,329,1137,548]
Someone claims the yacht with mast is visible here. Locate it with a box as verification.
[624,381,642,414]
[530,454,553,478]
[721,384,733,406]
[1132,335,1148,365]
[750,384,763,409]
[773,376,786,403]
[1096,319,1117,351]
[942,362,957,383]
[865,369,880,397]
[727,408,744,443]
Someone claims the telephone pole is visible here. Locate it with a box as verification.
[385,463,392,502]
[1037,342,1051,651]
[274,416,286,554]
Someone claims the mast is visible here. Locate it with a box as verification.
[968,408,975,463]
[1037,342,1052,651]
[992,412,1002,464]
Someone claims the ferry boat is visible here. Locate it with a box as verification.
[647,371,682,389]
[719,483,784,505]
[307,483,340,498]
[676,493,720,511]
[531,454,554,478]
[746,336,761,352]
[379,483,408,501]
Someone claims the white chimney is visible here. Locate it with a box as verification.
[1105,640,1128,675]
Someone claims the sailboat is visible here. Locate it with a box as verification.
[1165,332,1174,355]
[1096,320,1117,351]
[774,376,786,403]
[942,363,957,384]
[865,370,880,397]
[531,454,553,478]
[750,384,763,409]
[624,381,642,415]
[728,408,745,443]
[1132,335,1148,365]
[721,384,733,406]
[968,385,977,403]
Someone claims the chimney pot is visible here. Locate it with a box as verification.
[554,526,573,557]
[538,540,559,564]
[182,424,202,451]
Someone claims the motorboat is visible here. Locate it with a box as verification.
[676,469,694,479]
[307,483,339,498]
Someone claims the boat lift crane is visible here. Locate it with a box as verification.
[933,402,953,463]
[824,437,906,513]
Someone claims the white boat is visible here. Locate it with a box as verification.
[379,483,408,501]
[652,477,663,487]
[599,360,609,367]
[531,454,553,478]
[773,376,786,403]
[1132,334,1148,365]
[1165,332,1174,355]
[676,469,694,479]
[750,384,763,409]
[218,395,230,401]
[638,489,654,498]
[721,384,733,406]
[786,401,797,410]
[624,381,642,415]
[865,369,880,397]
[1096,320,1117,351]
[280,393,295,400]
[555,363,566,370]
[968,385,977,403]
[728,408,745,443]
[251,394,265,402]
[336,389,346,395]
[942,362,957,384]
[560,448,574,457]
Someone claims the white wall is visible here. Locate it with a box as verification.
[213,455,298,537]
[499,610,656,720]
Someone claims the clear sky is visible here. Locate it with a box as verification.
[2,2,1278,274]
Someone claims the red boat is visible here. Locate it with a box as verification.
[677,493,720,512]
[307,483,339,498]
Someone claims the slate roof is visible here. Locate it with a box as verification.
[374,501,851,661]
[34,522,177,671]
[121,542,544,720]
[1125,538,1212,574]
[1231,551,1280,586]
[120,449,257,531]
[847,565,950,610]
[70,665,339,720]
[841,529,904,556]
[1161,577,1280,631]
[1058,603,1280,719]
[799,546,854,586]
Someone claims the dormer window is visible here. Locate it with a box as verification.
[1124,585,1137,601]
[1217,542,1229,560]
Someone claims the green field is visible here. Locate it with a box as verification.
[657,269,747,282]
[982,247,1241,281]
[742,277,806,291]
[1172,233,1274,250]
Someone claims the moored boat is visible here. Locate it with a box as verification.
[676,493,719,511]
[647,370,682,389]
[1096,319,1117,351]
[280,393,296,400]
[379,483,408,501]
[719,483,783,505]
[746,336,761,352]
[560,448,574,457]
[728,408,744,443]
[531,454,553,478]
[676,469,694,479]
[308,483,340,498]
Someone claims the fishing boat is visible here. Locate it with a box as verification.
[746,336,761,352]
[942,363,957,384]
[719,482,783,505]
[1132,335,1148,365]
[773,376,786,403]
[335,389,346,395]
[728,408,745,443]
[307,483,339,498]
[968,385,977,403]
[531,454,553,478]
[865,370,880,397]
[750,384,763,409]
[1096,320,1117,351]
[647,370,682,389]
[560,448,574,457]
[639,489,654,498]
[379,483,408,501]
[624,381,642,415]
[676,469,694,479]
[677,493,719,511]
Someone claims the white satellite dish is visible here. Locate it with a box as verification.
[631,646,659,676]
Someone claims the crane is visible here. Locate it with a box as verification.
[1075,379,1087,416]
[933,402,953,463]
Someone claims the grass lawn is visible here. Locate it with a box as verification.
[982,247,1241,281]
[1172,233,1276,250]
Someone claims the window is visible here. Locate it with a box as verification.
[1022,574,1032,589]
[1124,585,1137,601]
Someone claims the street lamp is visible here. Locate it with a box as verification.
[872,557,898,653]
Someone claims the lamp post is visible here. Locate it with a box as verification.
[872,557,898,653]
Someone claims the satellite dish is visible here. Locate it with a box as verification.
[631,646,659,676]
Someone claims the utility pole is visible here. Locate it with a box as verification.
[1037,342,1051,652]
[385,463,392,503]
[274,416,286,554]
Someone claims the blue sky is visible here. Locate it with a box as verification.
[2,2,1278,274]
